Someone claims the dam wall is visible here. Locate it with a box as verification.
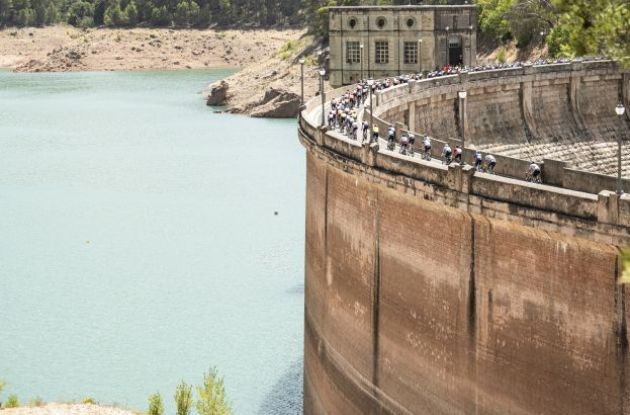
[300,61,630,414]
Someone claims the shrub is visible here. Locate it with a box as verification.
[6,394,19,408]
[147,392,163,415]
[82,397,97,405]
[496,46,507,64]
[196,368,231,415]
[174,381,193,415]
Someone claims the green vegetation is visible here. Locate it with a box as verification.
[196,368,232,415]
[147,392,164,415]
[620,249,630,284]
[547,0,629,66]
[174,381,193,415]
[0,0,302,28]
[82,397,98,405]
[278,39,303,60]
[476,0,629,65]
[5,394,19,408]
[496,46,507,63]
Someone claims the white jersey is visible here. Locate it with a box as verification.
[485,155,496,164]
[443,145,452,155]
[423,137,431,148]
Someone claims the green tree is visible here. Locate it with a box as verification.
[174,380,193,415]
[196,368,232,415]
[125,0,138,24]
[67,0,94,26]
[173,0,198,26]
[147,392,164,415]
[476,0,556,46]
[104,0,127,26]
[548,0,629,66]
[149,4,170,25]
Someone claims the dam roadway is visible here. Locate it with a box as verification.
[298,60,630,415]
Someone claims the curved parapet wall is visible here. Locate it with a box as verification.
[370,61,630,179]
[299,62,630,415]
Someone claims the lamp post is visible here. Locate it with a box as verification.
[299,58,305,105]
[417,39,423,73]
[319,69,326,127]
[458,89,467,164]
[445,26,450,67]
[360,44,364,81]
[368,78,374,142]
[468,25,474,67]
[616,103,626,194]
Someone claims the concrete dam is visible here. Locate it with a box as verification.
[298,60,630,415]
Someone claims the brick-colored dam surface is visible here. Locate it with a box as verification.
[299,61,630,414]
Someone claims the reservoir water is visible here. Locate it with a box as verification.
[0,70,304,414]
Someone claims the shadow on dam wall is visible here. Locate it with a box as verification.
[257,360,303,415]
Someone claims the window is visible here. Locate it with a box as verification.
[346,41,360,64]
[406,18,415,28]
[375,41,389,64]
[348,17,357,29]
[404,42,418,64]
[376,17,386,28]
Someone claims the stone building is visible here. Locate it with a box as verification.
[328,4,477,87]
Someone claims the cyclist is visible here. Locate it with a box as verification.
[454,145,463,163]
[387,125,396,151]
[484,154,496,174]
[423,135,432,161]
[399,133,410,155]
[442,143,452,165]
[362,120,369,142]
[474,150,483,171]
[527,162,542,183]
[372,125,379,144]
[408,133,415,156]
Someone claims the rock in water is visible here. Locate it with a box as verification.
[250,88,300,118]
[206,80,229,106]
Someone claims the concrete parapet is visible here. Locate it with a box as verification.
[542,158,567,187]
[598,190,619,224]
[446,163,474,194]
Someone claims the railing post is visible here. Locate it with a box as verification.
[542,159,566,187]
[362,141,379,166]
[598,190,619,225]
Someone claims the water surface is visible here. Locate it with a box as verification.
[0,70,304,414]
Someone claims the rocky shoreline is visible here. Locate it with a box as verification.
[204,35,325,118]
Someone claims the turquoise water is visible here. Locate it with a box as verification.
[0,70,304,414]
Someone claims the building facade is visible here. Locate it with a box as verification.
[328,5,477,87]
